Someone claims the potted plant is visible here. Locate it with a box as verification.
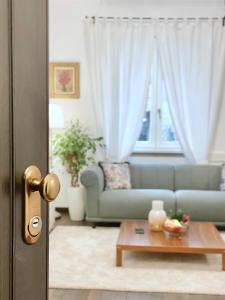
[53,121,103,220]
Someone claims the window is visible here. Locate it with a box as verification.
[134,54,181,153]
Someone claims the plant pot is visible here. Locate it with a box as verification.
[67,186,86,221]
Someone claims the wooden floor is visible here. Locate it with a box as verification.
[49,289,225,300]
[50,210,225,300]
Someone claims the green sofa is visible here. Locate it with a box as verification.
[80,164,225,226]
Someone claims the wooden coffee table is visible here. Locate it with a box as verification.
[116,220,225,270]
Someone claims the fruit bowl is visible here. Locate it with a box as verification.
[163,219,189,236]
[163,212,190,237]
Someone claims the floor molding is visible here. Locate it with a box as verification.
[49,289,225,300]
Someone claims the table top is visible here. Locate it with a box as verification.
[117,220,225,254]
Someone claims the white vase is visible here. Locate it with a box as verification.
[148,200,167,232]
[67,186,86,221]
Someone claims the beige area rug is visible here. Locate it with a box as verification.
[49,226,225,295]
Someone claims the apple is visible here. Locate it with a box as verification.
[182,214,190,223]
[173,226,182,233]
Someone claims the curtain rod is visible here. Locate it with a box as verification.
[85,16,225,26]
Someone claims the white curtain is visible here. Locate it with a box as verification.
[156,20,225,163]
[84,18,155,161]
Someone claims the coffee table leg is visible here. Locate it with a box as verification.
[222,253,225,271]
[116,247,122,267]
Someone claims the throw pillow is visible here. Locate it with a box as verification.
[99,162,132,190]
[220,164,225,191]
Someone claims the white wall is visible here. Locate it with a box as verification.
[49,0,225,207]
[49,0,225,129]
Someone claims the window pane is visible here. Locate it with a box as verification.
[138,86,152,142]
[138,111,151,141]
[161,98,177,142]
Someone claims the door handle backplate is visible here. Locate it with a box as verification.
[24,165,60,244]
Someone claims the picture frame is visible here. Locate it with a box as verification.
[50,62,80,99]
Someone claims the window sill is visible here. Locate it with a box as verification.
[133,140,183,155]
[133,148,183,155]
[131,153,184,158]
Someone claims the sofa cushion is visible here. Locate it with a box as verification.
[130,164,174,190]
[174,165,221,191]
[99,162,131,190]
[100,189,175,219]
[176,190,225,223]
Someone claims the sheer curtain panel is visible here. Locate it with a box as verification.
[84,18,155,161]
[156,20,225,163]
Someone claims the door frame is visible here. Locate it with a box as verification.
[0,0,13,299]
[0,0,49,299]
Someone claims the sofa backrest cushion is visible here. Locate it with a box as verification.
[130,164,174,190]
[174,165,221,191]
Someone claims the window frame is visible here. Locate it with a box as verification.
[134,52,182,155]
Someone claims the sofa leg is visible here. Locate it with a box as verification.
[92,223,97,229]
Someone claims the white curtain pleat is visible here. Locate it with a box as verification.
[84,18,225,163]
[84,19,155,161]
[156,20,225,163]
[207,23,225,155]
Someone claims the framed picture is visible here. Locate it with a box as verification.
[50,62,80,99]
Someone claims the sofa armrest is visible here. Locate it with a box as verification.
[80,165,104,218]
[80,165,104,192]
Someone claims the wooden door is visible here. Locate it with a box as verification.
[0,0,49,299]
[0,0,13,299]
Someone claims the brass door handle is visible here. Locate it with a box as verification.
[30,173,60,202]
[24,165,60,244]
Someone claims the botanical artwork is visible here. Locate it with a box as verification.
[55,67,74,94]
[50,63,80,99]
